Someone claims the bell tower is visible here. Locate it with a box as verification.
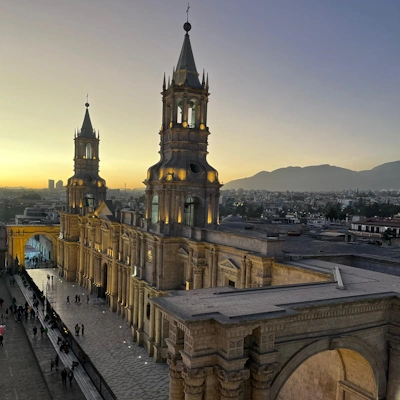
[145,21,221,235]
[66,102,107,214]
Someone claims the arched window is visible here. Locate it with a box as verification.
[188,99,196,128]
[151,195,159,223]
[86,143,92,159]
[176,98,183,124]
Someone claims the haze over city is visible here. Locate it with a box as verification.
[1,0,399,189]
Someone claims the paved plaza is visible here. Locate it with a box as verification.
[27,269,169,400]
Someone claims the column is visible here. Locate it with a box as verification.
[117,265,122,313]
[153,307,162,361]
[157,242,163,289]
[387,334,400,400]
[127,266,134,323]
[187,248,193,289]
[193,266,204,289]
[245,259,252,288]
[110,237,119,311]
[167,354,184,400]
[240,259,246,288]
[78,225,84,284]
[132,282,139,336]
[182,367,206,400]
[89,230,95,287]
[147,298,155,356]
[216,368,250,400]
[137,284,144,345]
[250,362,280,400]
[211,250,217,287]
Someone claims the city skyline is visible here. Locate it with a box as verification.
[1,0,399,189]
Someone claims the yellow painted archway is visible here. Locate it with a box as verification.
[6,225,60,269]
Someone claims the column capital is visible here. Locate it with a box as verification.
[250,362,281,390]
[182,367,206,396]
[215,367,250,398]
[167,353,183,379]
[193,265,204,275]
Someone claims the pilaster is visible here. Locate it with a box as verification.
[386,333,400,400]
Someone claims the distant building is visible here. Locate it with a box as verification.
[55,180,64,190]
[350,217,400,239]
[48,179,55,190]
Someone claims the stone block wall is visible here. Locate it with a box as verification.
[272,262,331,286]
[276,350,340,400]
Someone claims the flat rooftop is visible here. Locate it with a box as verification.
[153,259,400,325]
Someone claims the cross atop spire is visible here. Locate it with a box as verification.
[186,3,190,23]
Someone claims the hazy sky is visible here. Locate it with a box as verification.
[1,0,399,189]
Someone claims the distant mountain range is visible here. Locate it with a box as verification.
[223,161,400,191]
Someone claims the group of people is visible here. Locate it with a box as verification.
[74,323,85,336]
[66,294,90,304]
[50,354,75,386]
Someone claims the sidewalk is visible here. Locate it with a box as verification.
[27,269,169,400]
[0,274,85,400]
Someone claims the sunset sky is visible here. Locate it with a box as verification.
[1,0,399,189]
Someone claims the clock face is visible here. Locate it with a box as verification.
[169,122,173,128]
[182,121,188,128]
[147,249,153,263]
[200,123,205,130]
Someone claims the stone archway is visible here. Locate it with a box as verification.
[6,225,60,270]
[271,337,387,400]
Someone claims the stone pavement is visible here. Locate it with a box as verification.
[0,274,85,400]
[27,269,169,400]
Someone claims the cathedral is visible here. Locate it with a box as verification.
[52,19,400,400]
[58,20,288,361]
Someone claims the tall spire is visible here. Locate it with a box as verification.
[79,101,95,138]
[173,21,201,88]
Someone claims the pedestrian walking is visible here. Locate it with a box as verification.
[50,359,55,371]
[0,297,4,307]
[40,326,45,336]
[61,369,67,386]
[77,295,81,303]
[68,369,74,386]
[75,324,80,336]
[0,334,3,346]
[86,294,89,304]
[57,336,63,345]
[66,295,70,304]
[81,324,85,335]
[33,326,37,336]
[75,294,78,303]
[55,354,59,371]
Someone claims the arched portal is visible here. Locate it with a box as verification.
[271,337,386,400]
[6,225,59,272]
[24,234,55,269]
